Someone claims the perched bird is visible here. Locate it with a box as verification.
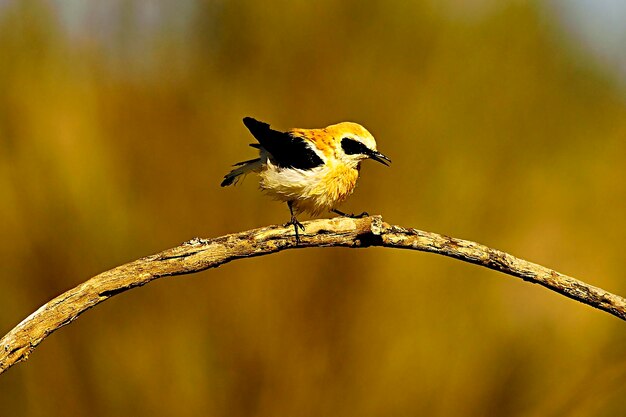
[221,117,390,242]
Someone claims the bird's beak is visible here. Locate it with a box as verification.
[369,151,391,166]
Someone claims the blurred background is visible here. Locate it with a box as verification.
[1,0,626,416]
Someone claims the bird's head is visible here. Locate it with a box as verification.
[325,122,391,168]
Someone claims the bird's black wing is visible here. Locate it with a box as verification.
[243,117,323,170]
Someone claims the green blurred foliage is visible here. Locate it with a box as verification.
[1,1,625,416]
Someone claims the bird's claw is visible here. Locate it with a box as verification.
[284,216,305,243]
[332,209,369,219]
[284,217,305,231]
[351,211,369,218]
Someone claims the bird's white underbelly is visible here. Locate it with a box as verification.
[258,161,359,215]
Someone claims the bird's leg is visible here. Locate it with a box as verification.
[285,201,305,243]
[331,208,369,219]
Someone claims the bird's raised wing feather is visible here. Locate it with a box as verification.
[243,117,324,170]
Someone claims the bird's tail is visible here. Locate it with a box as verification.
[220,158,263,187]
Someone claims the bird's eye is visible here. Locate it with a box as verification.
[341,137,370,156]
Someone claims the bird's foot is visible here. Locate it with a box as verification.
[284,216,305,243]
[331,209,369,219]
[284,216,305,231]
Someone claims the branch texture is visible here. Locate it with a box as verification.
[1,216,625,375]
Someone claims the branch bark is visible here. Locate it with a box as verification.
[1,216,625,375]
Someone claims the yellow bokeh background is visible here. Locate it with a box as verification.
[1,1,625,416]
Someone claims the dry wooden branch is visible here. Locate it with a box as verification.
[1,216,625,375]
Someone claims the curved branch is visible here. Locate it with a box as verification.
[1,216,625,375]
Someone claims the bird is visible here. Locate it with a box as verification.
[221,117,391,242]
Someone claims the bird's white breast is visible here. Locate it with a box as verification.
[258,160,360,215]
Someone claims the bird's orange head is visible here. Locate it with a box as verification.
[289,121,390,168]
[323,121,391,167]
